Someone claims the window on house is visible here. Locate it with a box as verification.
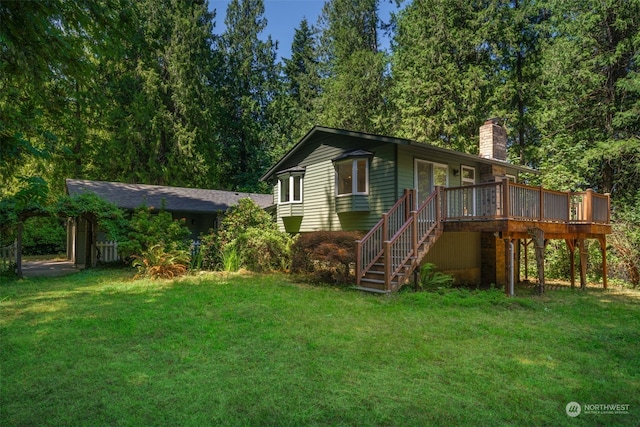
[278,174,303,203]
[461,165,476,215]
[336,158,369,196]
[461,166,475,186]
[415,159,448,206]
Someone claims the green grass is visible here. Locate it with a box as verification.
[1,270,639,426]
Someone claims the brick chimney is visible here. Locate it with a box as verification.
[479,119,507,161]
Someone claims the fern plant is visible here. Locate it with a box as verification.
[132,244,190,279]
[419,263,454,290]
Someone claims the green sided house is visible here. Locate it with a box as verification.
[65,179,273,267]
[261,121,612,294]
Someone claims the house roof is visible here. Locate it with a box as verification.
[65,179,273,213]
[261,126,538,182]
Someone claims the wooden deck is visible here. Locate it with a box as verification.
[356,180,611,294]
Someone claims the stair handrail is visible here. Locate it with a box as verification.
[356,189,414,285]
[385,189,442,289]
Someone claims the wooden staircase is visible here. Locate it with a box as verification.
[355,189,444,293]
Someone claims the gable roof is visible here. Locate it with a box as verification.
[65,179,273,213]
[261,126,538,182]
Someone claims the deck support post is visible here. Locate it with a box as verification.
[598,236,608,290]
[504,238,515,297]
[578,238,587,290]
[522,239,532,281]
[515,239,521,284]
[565,239,577,289]
[528,228,545,294]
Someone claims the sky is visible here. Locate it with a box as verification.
[208,0,400,61]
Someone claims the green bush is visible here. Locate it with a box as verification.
[118,205,191,261]
[198,198,292,273]
[218,198,276,246]
[228,227,293,273]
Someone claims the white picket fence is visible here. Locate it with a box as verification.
[94,240,201,263]
[1,241,18,271]
[96,241,120,263]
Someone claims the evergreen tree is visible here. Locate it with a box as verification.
[389,0,491,152]
[315,0,388,133]
[93,0,218,187]
[480,0,548,165]
[215,0,280,191]
[0,0,125,194]
[536,0,640,202]
[283,18,322,139]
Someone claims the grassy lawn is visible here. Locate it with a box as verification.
[1,270,639,426]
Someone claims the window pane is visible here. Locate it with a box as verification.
[462,167,474,180]
[434,165,448,186]
[415,161,432,206]
[337,162,353,195]
[280,177,290,202]
[356,159,367,193]
[462,166,475,186]
[293,175,302,201]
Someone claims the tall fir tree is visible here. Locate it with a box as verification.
[480,0,548,166]
[215,0,280,191]
[388,0,491,152]
[93,0,218,187]
[282,18,322,140]
[315,0,388,133]
[536,0,639,202]
[0,0,125,194]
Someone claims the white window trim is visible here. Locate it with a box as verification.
[461,165,476,185]
[414,159,448,208]
[460,165,476,216]
[506,174,517,183]
[278,173,303,204]
[335,158,369,197]
[414,159,449,191]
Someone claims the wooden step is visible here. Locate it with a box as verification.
[353,286,391,294]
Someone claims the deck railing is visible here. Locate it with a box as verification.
[384,190,441,289]
[356,189,415,284]
[356,180,609,290]
[443,180,610,224]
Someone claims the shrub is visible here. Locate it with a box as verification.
[118,205,191,261]
[419,263,454,291]
[218,198,276,246]
[198,232,222,271]
[132,244,190,279]
[198,199,293,273]
[228,227,293,273]
[291,231,363,283]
